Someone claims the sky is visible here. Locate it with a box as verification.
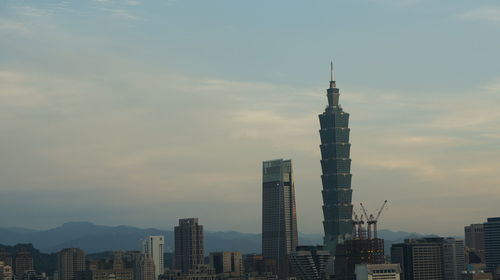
[0,0,499,236]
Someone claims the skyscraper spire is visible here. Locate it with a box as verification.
[330,61,336,88]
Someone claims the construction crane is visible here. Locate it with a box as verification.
[359,203,372,239]
[373,200,388,239]
[352,209,359,239]
[352,209,365,240]
[360,200,388,239]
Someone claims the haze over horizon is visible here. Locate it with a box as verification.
[1,0,499,237]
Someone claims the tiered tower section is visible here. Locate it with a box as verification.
[318,77,353,255]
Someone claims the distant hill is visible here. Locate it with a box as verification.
[0,222,435,254]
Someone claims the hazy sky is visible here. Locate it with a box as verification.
[1,0,499,236]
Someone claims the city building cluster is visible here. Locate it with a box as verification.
[1,73,499,280]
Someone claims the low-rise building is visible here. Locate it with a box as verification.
[354,264,401,280]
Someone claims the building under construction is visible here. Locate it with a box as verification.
[332,201,388,280]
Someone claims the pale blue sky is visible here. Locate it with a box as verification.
[1,0,499,236]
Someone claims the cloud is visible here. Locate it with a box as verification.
[103,8,139,20]
[459,7,500,22]
[360,158,440,179]
[0,20,30,34]
[14,5,52,17]
[367,0,423,8]
[1,0,500,235]
[125,0,141,5]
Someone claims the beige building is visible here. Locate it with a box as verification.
[0,261,13,280]
[159,265,215,280]
[209,252,243,278]
[58,248,86,280]
[354,264,401,280]
[134,254,155,280]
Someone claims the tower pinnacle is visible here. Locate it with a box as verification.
[330,61,336,88]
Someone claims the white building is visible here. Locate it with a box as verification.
[142,236,165,280]
[355,263,401,280]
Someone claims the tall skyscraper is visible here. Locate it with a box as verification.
[142,236,165,279]
[262,159,299,278]
[57,248,86,280]
[318,66,353,254]
[174,218,204,273]
[484,217,500,273]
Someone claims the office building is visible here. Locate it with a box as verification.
[134,254,156,280]
[288,246,330,280]
[391,237,465,280]
[318,67,354,254]
[0,261,13,280]
[243,254,265,277]
[354,263,401,280]
[465,224,485,253]
[262,159,299,278]
[174,218,204,273]
[87,252,134,280]
[484,218,500,273]
[209,252,243,278]
[466,224,485,263]
[57,248,86,280]
[15,249,34,279]
[335,239,385,280]
[443,238,465,280]
[142,236,165,279]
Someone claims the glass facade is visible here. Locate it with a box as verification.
[484,217,500,272]
[262,159,298,278]
[318,80,353,254]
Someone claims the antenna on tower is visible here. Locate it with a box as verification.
[329,61,336,88]
[330,61,334,81]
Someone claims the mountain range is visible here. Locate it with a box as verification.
[0,222,433,254]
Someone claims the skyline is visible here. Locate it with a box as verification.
[1,0,500,236]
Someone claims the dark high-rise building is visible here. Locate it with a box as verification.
[484,217,500,273]
[391,237,464,280]
[334,238,385,280]
[318,67,353,254]
[262,159,299,278]
[57,248,86,280]
[243,254,265,277]
[465,224,485,263]
[288,246,330,280]
[174,218,204,273]
[209,252,243,278]
[14,249,34,279]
